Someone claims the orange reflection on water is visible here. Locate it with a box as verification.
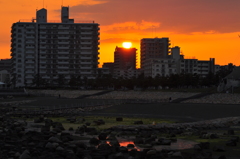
[119,141,134,147]
[118,141,141,151]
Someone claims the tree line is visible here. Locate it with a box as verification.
[27,67,232,90]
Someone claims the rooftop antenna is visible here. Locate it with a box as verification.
[152,25,157,38]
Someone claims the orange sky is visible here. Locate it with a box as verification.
[1,0,240,68]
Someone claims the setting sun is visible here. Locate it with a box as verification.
[122,42,132,49]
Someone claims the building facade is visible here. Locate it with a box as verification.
[141,41,215,78]
[11,7,100,87]
[141,37,170,73]
[144,58,178,78]
[0,59,11,72]
[113,46,137,78]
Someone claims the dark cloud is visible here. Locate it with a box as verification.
[69,0,240,33]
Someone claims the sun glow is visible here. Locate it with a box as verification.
[122,42,132,49]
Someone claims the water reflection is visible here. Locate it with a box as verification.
[117,139,197,151]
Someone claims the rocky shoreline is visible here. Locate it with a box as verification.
[1,113,240,159]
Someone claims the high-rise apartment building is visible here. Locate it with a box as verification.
[113,46,137,78]
[11,7,100,87]
[140,38,170,71]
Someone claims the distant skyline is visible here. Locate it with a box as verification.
[1,0,240,68]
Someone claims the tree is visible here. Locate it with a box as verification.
[69,75,77,88]
[57,74,66,87]
[4,75,11,87]
[10,73,16,88]
[32,74,45,87]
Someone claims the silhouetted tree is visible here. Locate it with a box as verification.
[32,74,48,87]
[57,74,66,87]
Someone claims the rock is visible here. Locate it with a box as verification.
[227,129,235,135]
[127,144,135,149]
[159,139,171,145]
[34,118,42,123]
[231,136,239,142]
[48,136,62,143]
[210,133,219,139]
[134,137,144,144]
[98,143,111,151]
[41,125,50,132]
[93,119,105,125]
[194,144,202,151]
[213,146,225,152]
[110,140,120,147]
[98,132,108,140]
[118,146,128,153]
[83,155,92,159]
[116,117,123,121]
[15,152,21,158]
[199,142,210,149]
[171,151,183,158]
[45,142,56,149]
[19,150,31,159]
[146,149,157,155]
[56,146,64,151]
[89,137,100,145]
[113,152,127,159]
[85,122,91,126]
[218,155,227,159]
[52,127,62,133]
[226,140,237,146]
[134,121,143,124]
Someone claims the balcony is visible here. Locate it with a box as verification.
[58,52,69,55]
[81,62,91,64]
[81,32,93,35]
[80,57,91,60]
[25,65,35,69]
[81,72,92,75]
[26,30,35,34]
[26,46,35,49]
[58,41,69,44]
[59,36,69,39]
[58,66,69,69]
[81,52,92,55]
[26,37,35,40]
[58,46,69,49]
[58,31,70,34]
[39,30,47,33]
[81,27,93,30]
[57,71,68,74]
[80,66,92,69]
[81,47,92,49]
[58,61,69,64]
[26,25,35,29]
[25,71,35,74]
[81,37,92,40]
[26,61,35,64]
[81,42,92,45]
[26,40,35,44]
[26,55,35,59]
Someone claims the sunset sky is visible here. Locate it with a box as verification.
[1,0,240,68]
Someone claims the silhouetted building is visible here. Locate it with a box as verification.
[143,43,215,78]
[0,59,11,72]
[102,62,114,75]
[113,46,137,78]
[141,38,170,73]
[11,6,100,87]
[218,67,240,92]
